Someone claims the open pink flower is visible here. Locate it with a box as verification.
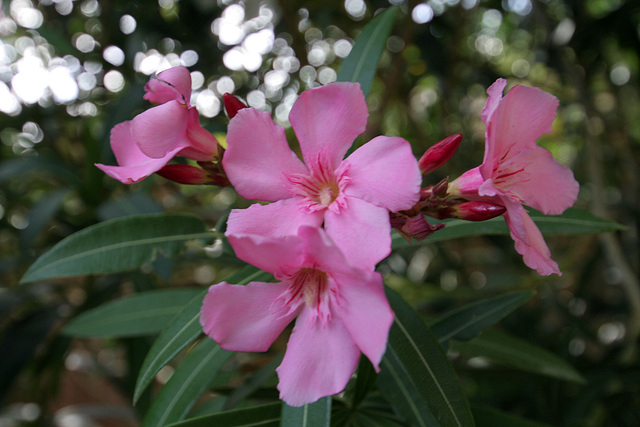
[222,82,421,269]
[200,225,393,406]
[449,79,579,275]
[96,67,219,183]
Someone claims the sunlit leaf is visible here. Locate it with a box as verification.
[451,330,586,384]
[281,397,331,427]
[378,287,475,427]
[430,291,535,345]
[133,266,272,403]
[140,338,233,427]
[20,213,214,283]
[165,403,281,427]
[392,208,625,249]
[337,7,398,98]
[63,289,201,337]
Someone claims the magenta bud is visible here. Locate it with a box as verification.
[223,93,247,119]
[454,201,506,221]
[390,212,445,242]
[418,133,462,175]
[157,164,222,185]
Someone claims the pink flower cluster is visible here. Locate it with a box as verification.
[98,68,579,405]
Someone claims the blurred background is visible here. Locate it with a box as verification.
[0,0,638,425]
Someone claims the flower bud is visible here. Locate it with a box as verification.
[452,201,506,221]
[223,93,248,119]
[418,133,462,175]
[157,164,229,186]
[390,212,445,242]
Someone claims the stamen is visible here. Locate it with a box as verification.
[275,267,333,324]
[286,156,346,210]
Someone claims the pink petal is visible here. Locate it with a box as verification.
[223,108,308,201]
[200,281,298,352]
[449,166,485,199]
[482,84,559,179]
[171,108,219,161]
[95,121,180,184]
[289,82,368,170]
[503,200,561,276]
[500,147,579,215]
[132,101,190,159]
[324,197,392,270]
[144,66,192,104]
[226,199,324,272]
[341,135,421,211]
[295,226,352,275]
[334,269,392,370]
[480,78,507,124]
[277,308,360,406]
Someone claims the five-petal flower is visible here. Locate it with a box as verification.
[200,225,394,406]
[449,78,579,275]
[222,82,421,269]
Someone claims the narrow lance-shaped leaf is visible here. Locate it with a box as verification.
[471,405,553,427]
[140,338,233,427]
[430,291,535,346]
[63,289,202,337]
[21,213,214,283]
[165,403,281,427]
[392,208,625,249]
[133,265,272,403]
[378,287,475,427]
[337,6,398,98]
[280,397,332,427]
[21,188,70,249]
[450,330,586,384]
[224,353,284,410]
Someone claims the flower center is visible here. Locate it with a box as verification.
[276,267,333,324]
[286,157,349,212]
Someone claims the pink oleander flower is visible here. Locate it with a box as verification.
[222,82,421,269]
[449,78,579,276]
[96,67,219,184]
[200,225,393,406]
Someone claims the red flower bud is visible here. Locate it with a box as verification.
[453,201,506,221]
[157,164,229,186]
[223,93,247,119]
[418,133,462,175]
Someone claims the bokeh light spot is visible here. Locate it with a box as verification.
[103,70,125,92]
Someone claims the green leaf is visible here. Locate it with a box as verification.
[378,287,475,427]
[0,155,79,185]
[450,330,586,384]
[97,191,163,221]
[471,405,552,427]
[392,208,625,249]
[134,266,272,403]
[224,353,283,410]
[281,397,331,427]
[21,189,70,249]
[20,213,213,283]
[430,291,535,345]
[350,357,378,408]
[337,7,397,98]
[166,403,281,427]
[140,338,233,427]
[63,289,201,337]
